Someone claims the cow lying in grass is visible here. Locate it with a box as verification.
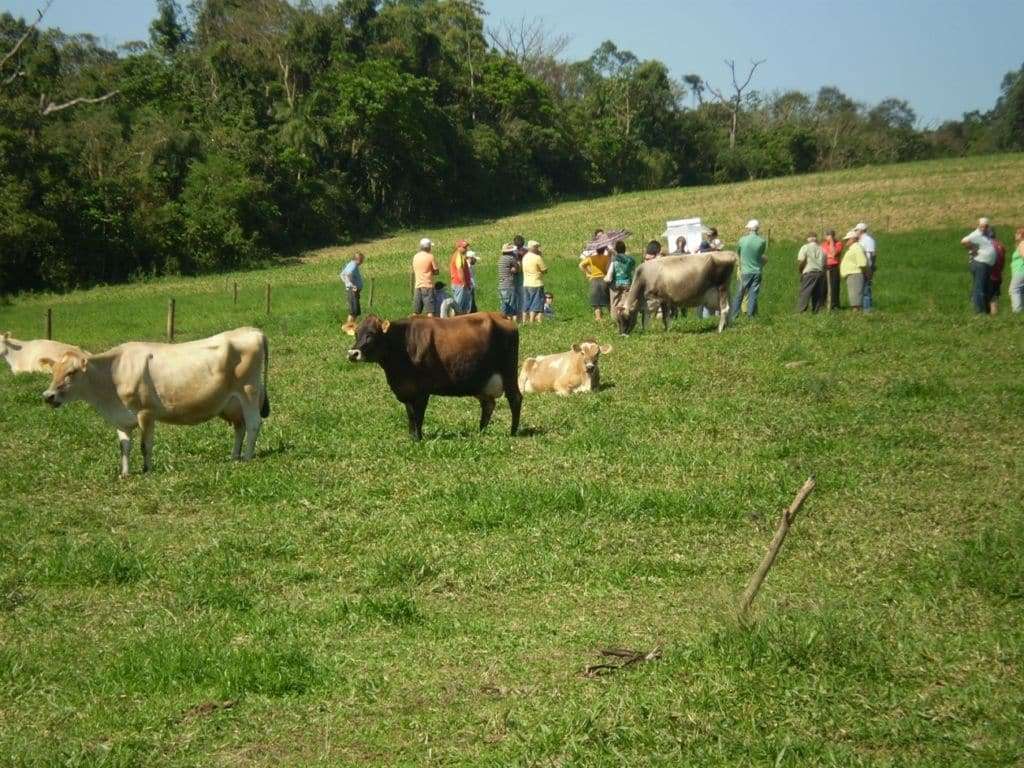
[41,327,270,477]
[518,341,612,395]
[619,252,738,335]
[347,313,522,440]
[1,332,88,374]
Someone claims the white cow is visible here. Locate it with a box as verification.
[518,341,612,395]
[41,327,270,476]
[1,333,87,374]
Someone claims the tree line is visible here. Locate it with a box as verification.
[1,0,1021,295]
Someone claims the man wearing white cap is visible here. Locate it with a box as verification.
[855,223,876,312]
[729,219,768,321]
[412,238,439,316]
[961,217,996,314]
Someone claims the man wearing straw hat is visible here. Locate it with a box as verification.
[729,219,767,321]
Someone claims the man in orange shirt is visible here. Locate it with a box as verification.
[412,238,439,316]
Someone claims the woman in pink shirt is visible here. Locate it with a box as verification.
[821,229,843,309]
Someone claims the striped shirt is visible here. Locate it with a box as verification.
[498,253,518,290]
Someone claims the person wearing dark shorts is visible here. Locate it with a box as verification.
[412,237,439,316]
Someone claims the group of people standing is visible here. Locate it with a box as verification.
[961,217,1022,314]
[790,223,877,314]
[339,214,1024,329]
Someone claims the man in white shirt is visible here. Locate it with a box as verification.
[855,223,876,312]
[961,217,996,314]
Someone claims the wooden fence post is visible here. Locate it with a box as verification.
[166,299,176,342]
[265,283,272,315]
[45,308,52,340]
[233,282,238,305]
[368,277,375,308]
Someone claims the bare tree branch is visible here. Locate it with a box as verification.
[40,89,120,115]
[487,16,569,67]
[704,58,767,149]
[0,0,53,76]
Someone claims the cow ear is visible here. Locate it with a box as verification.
[600,344,613,355]
[381,320,391,334]
[570,343,581,353]
[76,355,89,372]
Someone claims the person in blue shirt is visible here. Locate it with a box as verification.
[729,220,768,321]
[340,252,365,333]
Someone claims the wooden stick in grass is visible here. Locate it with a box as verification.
[739,476,816,616]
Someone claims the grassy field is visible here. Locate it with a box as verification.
[1,155,1022,767]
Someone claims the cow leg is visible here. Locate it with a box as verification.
[411,396,429,441]
[478,397,496,432]
[661,302,671,331]
[718,286,731,333]
[116,428,133,478]
[403,401,418,439]
[232,423,245,460]
[242,407,262,460]
[138,413,156,473]
[505,381,522,437]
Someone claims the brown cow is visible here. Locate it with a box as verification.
[518,341,612,395]
[347,313,521,440]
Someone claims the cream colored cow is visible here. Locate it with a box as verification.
[518,341,612,395]
[41,327,270,476]
[0,333,87,374]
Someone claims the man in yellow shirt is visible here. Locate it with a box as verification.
[579,245,611,320]
[521,240,548,323]
[839,230,868,312]
[412,238,439,316]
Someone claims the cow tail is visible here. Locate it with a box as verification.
[260,333,271,418]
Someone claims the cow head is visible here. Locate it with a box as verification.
[572,341,612,383]
[617,306,639,335]
[347,316,390,363]
[41,351,90,408]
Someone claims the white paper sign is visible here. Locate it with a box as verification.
[663,217,705,254]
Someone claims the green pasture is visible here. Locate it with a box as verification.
[1,159,1022,766]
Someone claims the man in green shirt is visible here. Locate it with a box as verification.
[795,233,826,313]
[729,219,767,321]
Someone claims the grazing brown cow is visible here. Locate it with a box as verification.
[347,313,521,440]
[619,252,738,335]
[518,341,612,395]
[41,328,270,476]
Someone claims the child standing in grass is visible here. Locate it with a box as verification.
[605,240,635,323]
[340,251,365,334]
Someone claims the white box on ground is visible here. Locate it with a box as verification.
[664,218,705,254]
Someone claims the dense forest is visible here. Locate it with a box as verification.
[1,0,1022,294]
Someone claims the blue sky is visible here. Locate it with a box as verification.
[3,0,1020,125]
